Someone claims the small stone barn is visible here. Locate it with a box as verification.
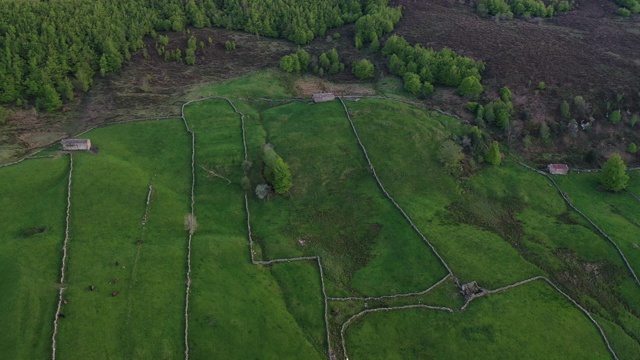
[548,164,569,175]
[61,139,91,151]
[312,93,335,103]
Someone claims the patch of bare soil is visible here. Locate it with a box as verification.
[293,77,376,97]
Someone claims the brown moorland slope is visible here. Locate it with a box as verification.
[393,0,640,163]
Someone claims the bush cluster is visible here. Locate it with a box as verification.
[383,35,484,97]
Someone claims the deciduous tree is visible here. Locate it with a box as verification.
[600,153,629,191]
[486,141,501,165]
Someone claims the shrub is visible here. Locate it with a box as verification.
[574,95,588,115]
[630,114,639,127]
[279,54,301,73]
[457,76,483,99]
[421,82,434,97]
[403,72,422,95]
[540,122,550,143]
[255,184,272,199]
[263,145,292,194]
[352,59,375,80]
[610,110,622,124]
[629,143,638,154]
[600,153,629,191]
[617,7,631,16]
[486,141,501,165]
[537,81,546,90]
[500,86,512,103]
[439,140,464,176]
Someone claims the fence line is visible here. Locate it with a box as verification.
[126,185,154,323]
[180,100,197,360]
[519,162,640,287]
[626,189,640,203]
[340,304,454,360]
[461,275,618,360]
[219,95,336,358]
[328,273,450,302]
[51,154,73,360]
[337,97,453,277]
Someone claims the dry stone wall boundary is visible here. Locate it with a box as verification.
[340,304,454,360]
[519,162,640,287]
[51,154,73,360]
[461,276,618,360]
[337,97,453,277]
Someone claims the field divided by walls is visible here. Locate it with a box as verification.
[55,119,191,359]
[0,158,69,359]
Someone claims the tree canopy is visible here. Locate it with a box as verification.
[352,59,375,80]
[263,145,292,194]
[600,153,629,192]
[0,0,396,110]
[486,141,501,165]
[383,35,484,96]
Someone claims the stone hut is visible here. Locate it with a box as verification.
[548,164,569,175]
[460,281,484,300]
[61,139,91,151]
[312,93,336,103]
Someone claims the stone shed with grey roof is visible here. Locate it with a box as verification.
[61,139,91,151]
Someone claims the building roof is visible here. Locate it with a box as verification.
[312,93,335,102]
[61,139,90,145]
[548,164,569,170]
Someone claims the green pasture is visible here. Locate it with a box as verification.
[1,71,639,359]
[184,99,324,359]
[191,70,293,100]
[345,99,541,288]
[345,281,612,360]
[554,173,640,279]
[56,120,191,359]
[0,158,68,359]
[247,100,447,297]
[627,171,640,194]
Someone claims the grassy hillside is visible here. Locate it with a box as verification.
[56,120,190,359]
[184,99,324,359]
[0,71,638,359]
[0,158,68,359]
[345,281,611,359]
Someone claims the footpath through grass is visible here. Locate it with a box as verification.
[0,158,68,359]
[56,120,191,359]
